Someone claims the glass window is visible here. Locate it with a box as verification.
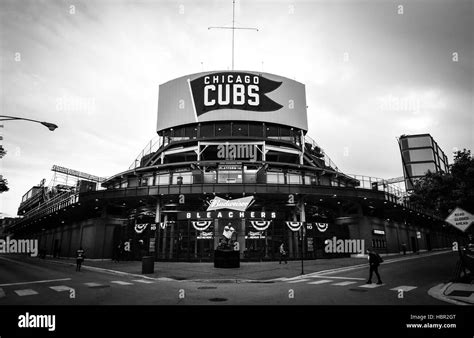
[148,176,154,186]
[407,136,432,148]
[200,124,214,138]
[232,123,249,136]
[266,172,285,184]
[172,172,192,184]
[218,170,242,183]
[249,124,263,137]
[185,126,198,139]
[203,171,217,183]
[287,174,302,184]
[265,125,279,139]
[140,176,151,186]
[408,162,436,176]
[406,148,434,162]
[155,174,170,185]
[215,123,231,137]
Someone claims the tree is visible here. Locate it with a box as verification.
[0,176,8,193]
[409,149,474,217]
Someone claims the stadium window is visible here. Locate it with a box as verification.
[249,124,263,137]
[265,125,279,139]
[185,126,198,139]
[215,123,231,137]
[232,123,249,136]
[200,124,214,138]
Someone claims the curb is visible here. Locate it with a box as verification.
[427,283,469,306]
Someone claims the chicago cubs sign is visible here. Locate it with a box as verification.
[157,71,308,132]
[190,72,283,115]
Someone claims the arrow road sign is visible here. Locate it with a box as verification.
[445,207,474,232]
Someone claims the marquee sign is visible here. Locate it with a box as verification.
[207,196,254,212]
[179,211,278,220]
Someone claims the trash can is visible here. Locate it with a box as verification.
[142,256,154,274]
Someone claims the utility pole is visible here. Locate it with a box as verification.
[208,0,258,70]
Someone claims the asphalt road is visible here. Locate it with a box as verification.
[0,251,459,305]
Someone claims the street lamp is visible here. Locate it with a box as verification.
[0,115,58,131]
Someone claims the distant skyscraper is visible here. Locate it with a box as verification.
[398,134,449,191]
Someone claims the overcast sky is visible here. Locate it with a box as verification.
[1,0,473,217]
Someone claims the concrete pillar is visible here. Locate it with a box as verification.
[161,214,168,257]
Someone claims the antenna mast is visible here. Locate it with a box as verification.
[208,0,258,70]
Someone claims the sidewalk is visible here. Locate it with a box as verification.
[38,250,449,282]
[428,281,474,305]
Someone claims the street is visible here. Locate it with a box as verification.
[0,251,459,305]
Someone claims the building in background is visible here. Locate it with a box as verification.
[398,134,449,191]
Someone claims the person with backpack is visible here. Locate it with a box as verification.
[76,247,85,272]
[366,248,383,284]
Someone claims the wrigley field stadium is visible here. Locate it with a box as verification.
[7,71,462,262]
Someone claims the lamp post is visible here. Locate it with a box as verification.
[0,115,58,131]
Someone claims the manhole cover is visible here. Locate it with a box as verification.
[209,298,228,302]
[349,289,368,292]
[198,286,217,290]
[447,290,473,297]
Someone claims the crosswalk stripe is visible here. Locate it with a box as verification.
[358,283,384,289]
[84,282,109,288]
[0,288,5,298]
[50,285,73,292]
[308,280,333,285]
[287,279,310,284]
[131,279,154,284]
[14,289,38,296]
[111,281,134,285]
[308,276,365,281]
[331,281,358,286]
[390,286,417,292]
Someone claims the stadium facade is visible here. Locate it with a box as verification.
[8,71,460,261]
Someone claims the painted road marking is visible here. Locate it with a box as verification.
[131,279,154,284]
[308,276,365,281]
[0,288,5,298]
[390,286,417,292]
[84,282,109,288]
[50,285,73,292]
[287,279,310,284]
[14,289,39,296]
[331,281,358,286]
[308,280,333,285]
[358,283,385,289]
[111,281,134,285]
[0,278,71,287]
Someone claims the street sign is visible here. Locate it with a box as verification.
[445,207,474,232]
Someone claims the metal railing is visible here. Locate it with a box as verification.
[128,136,163,170]
[304,135,341,172]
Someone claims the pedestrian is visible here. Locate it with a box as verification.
[366,248,383,284]
[76,247,85,272]
[114,242,122,263]
[279,242,287,264]
[401,243,407,255]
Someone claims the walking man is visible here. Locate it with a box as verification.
[76,247,85,272]
[279,242,287,264]
[366,248,383,284]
